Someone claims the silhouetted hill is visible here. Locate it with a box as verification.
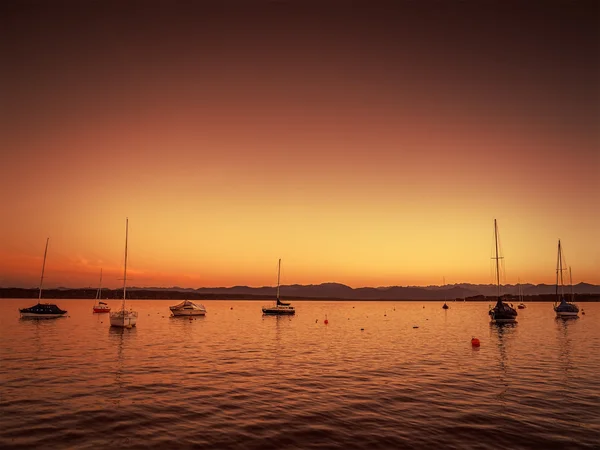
[1,282,599,300]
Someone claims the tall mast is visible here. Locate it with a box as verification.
[493,219,501,299]
[96,268,103,301]
[122,218,129,310]
[558,239,565,299]
[443,276,446,302]
[569,266,574,302]
[38,237,49,303]
[276,258,281,302]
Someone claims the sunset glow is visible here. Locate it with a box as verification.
[1,2,598,289]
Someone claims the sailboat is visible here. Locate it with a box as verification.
[110,219,138,327]
[262,259,295,315]
[517,279,526,309]
[488,219,518,324]
[93,268,111,313]
[553,240,579,318]
[442,276,449,309]
[19,238,67,319]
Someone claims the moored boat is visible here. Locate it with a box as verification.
[488,219,518,324]
[262,259,295,316]
[19,238,67,319]
[110,219,138,328]
[553,241,579,319]
[170,300,207,316]
[92,268,111,313]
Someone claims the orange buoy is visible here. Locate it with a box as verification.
[471,338,480,347]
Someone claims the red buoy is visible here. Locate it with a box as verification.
[324,314,329,325]
[471,338,480,347]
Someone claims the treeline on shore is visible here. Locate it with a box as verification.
[1,288,599,302]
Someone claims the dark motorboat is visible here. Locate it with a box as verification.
[488,219,517,324]
[20,303,67,318]
[553,240,579,319]
[442,302,449,310]
[262,259,295,316]
[19,238,67,319]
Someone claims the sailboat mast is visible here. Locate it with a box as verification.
[96,268,103,301]
[38,237,49,303]
[494,219,501,299]
[569,266,574,302]
[276,258,281,302]
[122,218,129,310]
[558,240,565,299]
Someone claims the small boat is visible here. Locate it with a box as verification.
[110,219,138,328]
[488,220,518,324]
[19,238,67,319]
[93,269,111,313]
[442,277,449,309]
[170,300,207,316]
[262,259,295,316]
[516,279,526,309]
[553,240,579,318]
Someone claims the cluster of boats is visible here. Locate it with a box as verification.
[17,219,582,326]
[487,219,580,323]
[18,221,294,324]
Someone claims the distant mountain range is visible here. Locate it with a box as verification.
[4,282,597,300]
[132,282,600,299]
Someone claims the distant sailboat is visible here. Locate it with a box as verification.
[19,238,67,319]
[553,240,579,318]
[110,219,138,328]
[93,268,110,313]
[442,276,449,309]
[517,278,526,309]
[262,259,295,316]
[488,219,518,324]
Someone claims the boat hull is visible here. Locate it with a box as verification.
[170,309,206,316]
[262,308,295,316]
[491,318,517,324]
[110,311,138,327]
[93,308,111,313]
[555,311,579,318]
[20,312,67,319]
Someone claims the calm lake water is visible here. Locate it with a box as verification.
[0,299,599,449]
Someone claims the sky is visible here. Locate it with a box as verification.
[0,1,598,289]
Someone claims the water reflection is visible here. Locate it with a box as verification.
[554,318,574,386]
[109,327,135,407]
[489,323,517,402]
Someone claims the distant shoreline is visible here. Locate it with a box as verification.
[1,288,599,302]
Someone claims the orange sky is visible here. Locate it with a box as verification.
[1,2,598,289]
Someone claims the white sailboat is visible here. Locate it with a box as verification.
[110,219,138,328]
[19,238,67,319]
